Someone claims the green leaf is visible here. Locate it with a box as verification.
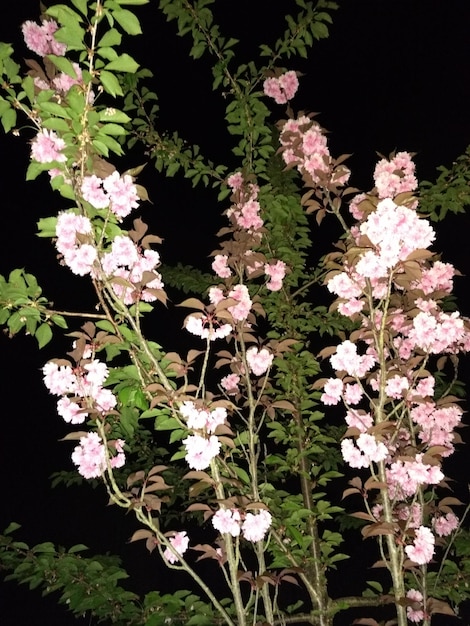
[4,522,21,535]
[51,314,68,329]
[98,122,126,135]
[155,416,181,431]
[70,0,88,15]
[36,322,53,348]
[1,108,16,133]
[98,28,122,48]
[105,53,139,73]
[98,108,131,123]
[100,70,123,97]
[68,543,89,553]
[111,8,142,35]
[37,216,58,238]
[39,101,72,119]
[41,118,70,132]
[54,25,86,51]
[47,54,78,78]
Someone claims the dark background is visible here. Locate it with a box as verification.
[1,1,470,624]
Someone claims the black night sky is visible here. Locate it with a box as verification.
[1,1,470,624]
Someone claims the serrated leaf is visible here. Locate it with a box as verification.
[100,70,123,97]
[105,53,139,73]
[111,8,142,35]
[36,322,53,348]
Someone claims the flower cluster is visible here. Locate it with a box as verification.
[246,346,274,376]
[184,313,232,341]
[321,153,468,568]
[31,129,67,164]
[212,508,272,543]
[43,357,117,424]
[373,151,417,199]
[278,115,349,185]
[81,172,140,219]
[71,432,125,479]
[55,212,97,276]
[100,234,164,305]
[226,175,264,232]
[404,525,435,565]
[263,70,299,104]
[22,18,66,57]
[180,402,228,470]
[163,531,189,564]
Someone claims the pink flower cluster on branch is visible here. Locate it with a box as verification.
[180,401,229,470]
[163,531,189,565]
[71,433,125,479]
[210,172,288,293]
[22,18,67,57]
[278,115,350,186]
[43,356,117,424]
[263,70,299,105]
[212,508,272,543]
[320,152,469,567]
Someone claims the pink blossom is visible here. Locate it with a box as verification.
[263,77,285,104]
[220,373,241,395]
[278,71,299,100]
[344,409,373,433]
[321,378,343,405]
[181,401,227,434]
[406,589,424,623]
[83,360,109,388]
[184,315,232,341]
[359,198,435,268]
[387,456,444,499]
[415,260,455,295]
[263,71,298,104]
[163,531,189,564]
[227,171,244,190]
[236,199,263,230]
[208,286,225,305]
[212,508,241,537]
[341,434,388,469]
[241,510,272,542]
[405,525,435,565]
[63,244,97,276]
[264,260,286,291]
[212,254,231,278]
[432,512,459,537]
[228,284,252,321]
[57,397,88,424]
[327,272,363,299]
[374,152,417,199]
[349,193,368,220]
[343,383,363,405]
[53,63,83,93]
[330,340,376,378]
[414,376,435,398]
[337,298,365,317]
[31,129,66,163]
[55,212,92,254]
[71,432,106,479]
[385,375,409,399]
[43,361,77,395]
[102,172,139,218]
[246,346,273,376]
[94,387,117,413]
[22,19,66,57]
[81,175,109,209]
[183,434,221,470]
